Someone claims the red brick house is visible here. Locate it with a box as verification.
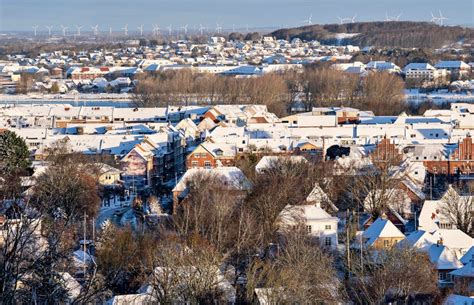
[424,136,474,176]
[186,142,236,169]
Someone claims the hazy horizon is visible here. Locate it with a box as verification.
[1,0,473,32]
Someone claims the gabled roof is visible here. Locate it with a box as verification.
[428,244,463,270]
[460,246,474,265]
[172,167,251,193]
[279,204,337,223]
[363,217,405,247]
[397,230,437,251]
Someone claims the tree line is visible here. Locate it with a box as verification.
[133,67,407,117]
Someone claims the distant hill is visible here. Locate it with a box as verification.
[271,21,474,48]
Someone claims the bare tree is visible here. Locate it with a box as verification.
[246,229,343,303]
[348,247,440,304]
[441,185,474,235]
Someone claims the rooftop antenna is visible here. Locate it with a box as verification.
[75,25,83,36]
[137,24,144,36]
[122,24,128,36]
[32,25,39,37]
[302,14,313,25]
[91,25,99,36]
[167,24,172,36]
[45,25,53,37]
[60,25,68,37]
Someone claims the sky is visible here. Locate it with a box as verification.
[0,0,473,32]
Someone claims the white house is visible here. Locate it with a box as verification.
[278,204,338,250]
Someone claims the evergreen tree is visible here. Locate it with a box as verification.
[0,130,31,175]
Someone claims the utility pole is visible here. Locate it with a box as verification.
[83,211,87,278]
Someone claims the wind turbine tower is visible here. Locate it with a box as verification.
[199,24,206,35]
[122,24,128,36]
[32,25,39,37]
[302,14,313,25]
[75,25,83,36]
[45,25,53,37]
[137,24,144,36]
[216,23,222,34]
[91,25,99,36]
[60,25,68,37]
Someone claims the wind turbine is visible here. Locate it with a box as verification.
[32,25,39,37]
[431,10,447,26]
[199,24,206,35]
[152,24,161,36]
[167,24,172,36]
[385,12,402,21]
[122,24,128,36]
[75,25,83,36]
[302,14,313,25]
[109,26,113,37]
[181,24,188,35]
[137,24,144,36]
[337,14,357,24]
[351,14,357,23]
[91,25,99,36]
[60,25,68,37]
[216,23,222,34]
[45,25,53,37]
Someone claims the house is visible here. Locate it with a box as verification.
[278,204,339,250]
[403,63,448,84]
[172,167,251,213]
[255,155,306,173]
[366,61,401,74]
[450,254,474,296]
[186,142,236,169]
[419,186,474,234]
[428,243,463,287]
[95,163,122,187]
[397,230,437,251]
[120,142,156,188]
[361,217,405,249]
[305,184,339,213]
[434,61,471,79]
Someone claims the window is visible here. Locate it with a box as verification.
[325,225,331,230]
[438,272,446,281]
[383,240,390,247]
[204,161,211,169]
[191,161,198,168]
[325,237,332,246]
[306,225,312,234]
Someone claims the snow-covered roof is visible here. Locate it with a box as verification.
[428,244,463,270]
[172,167,251,193]
[363,217,405,247]
[279,204,337,224]
[397,230,437,251]
[255,155,306,173]
[461,246,474,265]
